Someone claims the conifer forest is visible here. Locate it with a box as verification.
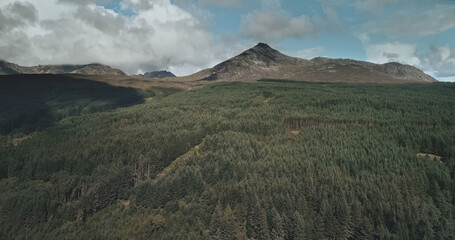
[1,75,454,239]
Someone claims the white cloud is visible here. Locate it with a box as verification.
[365,43,421,66]
[320,6,344,33]
[317,0,401,14]
[0,0,227,75]
[240,10,316,42]
[197,0,240,7]
[58,0,111,6]
[295,47,325,59]
[363,4,455,38]
[437,76,455,82]
[420,45,455,77]
[364,42,455,81]
[355,0,402,13]
[319,0,434,15]
[239,0,344,42]
[356,32,371,44]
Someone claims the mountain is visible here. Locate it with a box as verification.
[136,70,176,79]
[0,60,126,76]
[0,44,437,83]
[183,43,436,83]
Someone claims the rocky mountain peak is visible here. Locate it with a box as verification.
[255,42,271,48]
[238,43,284,64]
[249,43,276,53]
[202,43,304,81]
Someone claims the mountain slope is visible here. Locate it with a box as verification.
[0,60,126,76]
[183,43,436,83]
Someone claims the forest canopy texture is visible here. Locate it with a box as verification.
[0,75,454,239]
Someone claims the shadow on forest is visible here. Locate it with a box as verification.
[0,74,152,134]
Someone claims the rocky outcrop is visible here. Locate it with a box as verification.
[136,70,176,79]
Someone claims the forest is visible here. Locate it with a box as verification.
[0,75,454,239]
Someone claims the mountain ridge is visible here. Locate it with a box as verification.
[0,43,437,83]
[183,43,436,83]
[0,60,126,76]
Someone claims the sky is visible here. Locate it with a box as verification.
[0,0,454,81]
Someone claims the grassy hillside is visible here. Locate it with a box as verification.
[0,77,454,239]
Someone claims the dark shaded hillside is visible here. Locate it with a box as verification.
[0,74,153,134]
[0,80,454,239]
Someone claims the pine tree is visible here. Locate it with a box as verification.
[292,211,306,240]
[209,203,237,240]
[269,207,285,240]
[247,194,271,240]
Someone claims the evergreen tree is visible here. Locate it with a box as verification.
[247,194,271,240]
[210,203,237,240]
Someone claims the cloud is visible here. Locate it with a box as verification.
[363,4,455,37]
[58,0,111,5]
[364,42,455,81]
[0,0,227,75]
[239,0,311,42]
[260,0,282,9]
[420,45,455,77]
[320,6,344,33]
[365,42,420,66]
[240,10,316,42]
[0,1,37,31]
[197,0,240,7]
[437,76,455,82]
[239,0,345,42]
[75,5,126,36]
[383,52,399,59]
[295,47,325,59]
[317,0,402,14]
[355,0,402,13]
[6,1,38,22]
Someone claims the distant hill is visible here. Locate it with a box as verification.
[0,60,126,76]
[181,43,436,83]
[136,70,176,79]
